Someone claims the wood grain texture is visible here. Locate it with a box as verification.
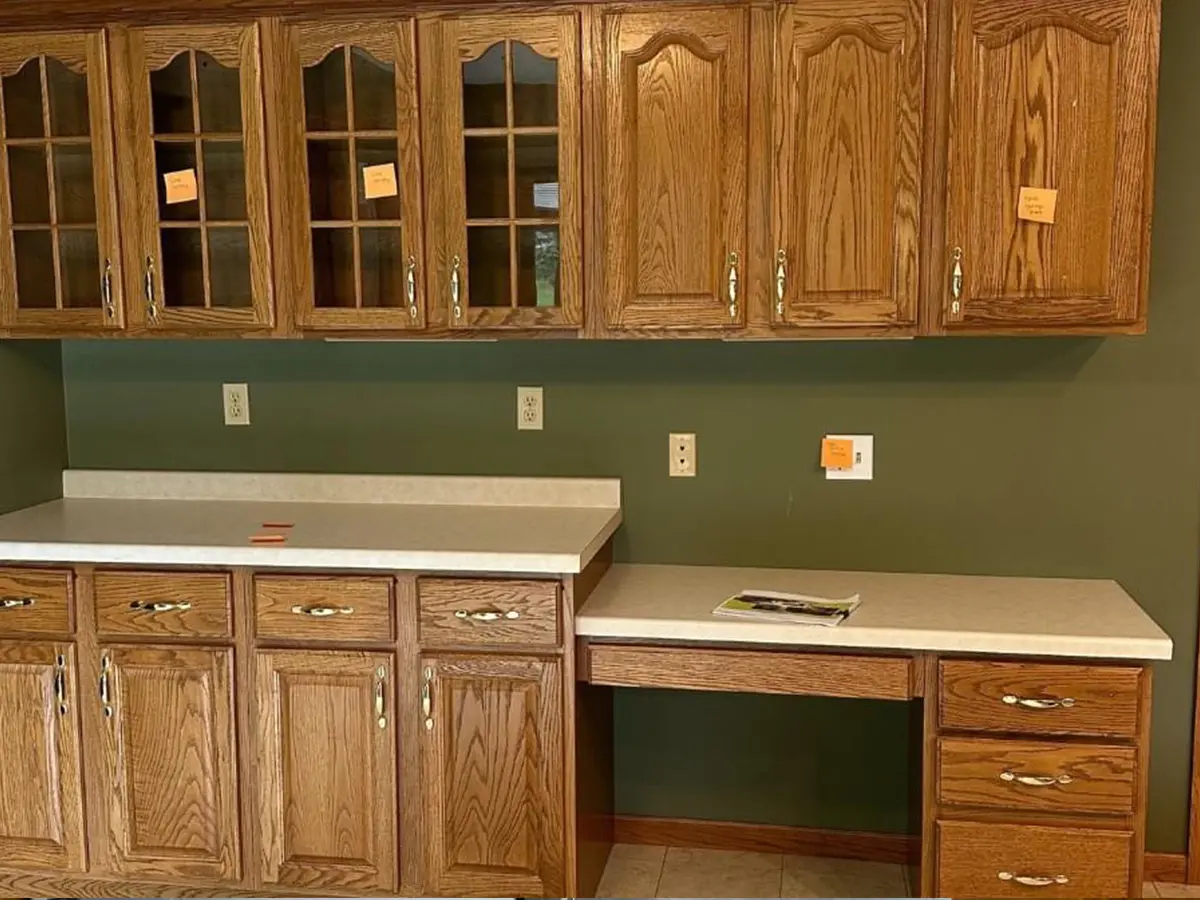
[417,577,559,648]
[0,641,86,873]
[0,567,72,634]
[600,5,748,330]
[939,659,1142,739]
[1131,664,1152,894]
[772,0,923,328]
[1148,851,1186,884]
[919,653,939,898]
[394,574,423,894]
[423,653,564,898]
[256,648,397,892]
[944,0,1159,330]
[231,569,262,889]
[586,643,913,700]
[935,819,1131,898]
[254,574,393,642]
[100,644,240,881]
[74,567,112,873]
[94,570,232,638]
[937,736,1136,815]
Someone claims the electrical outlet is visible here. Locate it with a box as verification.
[517,386,543,431]
[669,433,696,477]
[223,383,250,426]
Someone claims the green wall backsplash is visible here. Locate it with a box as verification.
[0,341,66,515]
[59,0,1200,854]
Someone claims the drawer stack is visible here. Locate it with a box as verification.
[928,659,1150,899]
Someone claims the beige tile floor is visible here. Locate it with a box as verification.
[1148,882,1200,897]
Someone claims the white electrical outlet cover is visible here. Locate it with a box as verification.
[223,383,250,426]
[669,432,696,477]
[517,386,544,431]
[825,434,873,481]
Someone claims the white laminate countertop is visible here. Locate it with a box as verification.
[577,564,1173,660]
[0,471,622,574]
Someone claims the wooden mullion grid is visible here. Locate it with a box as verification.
[13,222,94,231]
[303,129,398,140]
[6,135,92,147]
[161,219,246,229]
[464,125,557,138]
[188,49,213,309]
[468,217,557,227]
[38,56,63,310]
[505,39,517,309]
[149,132,241,142]
[344,46,363,309]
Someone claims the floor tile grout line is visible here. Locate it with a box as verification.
[651,846,666,899]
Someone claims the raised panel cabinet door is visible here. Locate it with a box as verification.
[422,654,564,898]
[0,32,123,332]
[600,6,749,331]
[421,13,581,330]
[265,20,425,332]
[773,0,924,327]
[100,645,240,881]
[0,641,86,872]
[256,649,397,893]
[945,0,1160,330]
[110,24,272,331]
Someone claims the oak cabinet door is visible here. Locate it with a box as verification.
[773,0,923,327]
[110,24,273,331]
[945,0,1159,330]
[421,13,582,330]
[600,6,749,331]
[0,32,122,332]
[423,654,564,898]
[267,20,426,331]
[100,645,240,881]
[256,649,397,893]
[0,642,85,872]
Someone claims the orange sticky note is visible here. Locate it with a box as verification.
[362,163,398,200]
[1017,186,1058,224]
[821,437,854,470]
[163,168,198,205]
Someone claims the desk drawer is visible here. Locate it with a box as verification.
[939,660,1142,738]
[937,736,1136,815]
[419,578,559,648]
[0,567,72,634]
[936,820,1131,899]
[95,571,231,638]
[255,576,393,642]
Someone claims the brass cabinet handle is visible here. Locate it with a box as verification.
[0,596,36,609]
[422,666,433,731]
[450,255,462,320]
[1002,694,1076,710]
[129,600,191,613]
[144,255,158,322]
[375,665,387,729]
[406,256,418,320]
[102,258,116,320]
[949,246,963,316]
[775,249,787,318]
[99,654,112,718]
[1000,770,1073,787]
[455,609,519,623]
[54,653,67,716]
[290,604,354,617]
[727,251,739,319]
[998,872,1069,887]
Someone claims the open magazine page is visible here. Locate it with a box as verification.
[712,589,861,627]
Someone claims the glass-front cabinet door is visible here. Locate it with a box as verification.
[0,32,122,331]
[110,25,272,331]
[267,20,425,331]
[422,13,581,330]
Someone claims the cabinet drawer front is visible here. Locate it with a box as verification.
[0,568,72,634]
[255,576,393,642]
[939,660,1142,738]
[936,820,1131,899]
[95,571,231,638]
[937,737,1136,815]
[418,579,559,647]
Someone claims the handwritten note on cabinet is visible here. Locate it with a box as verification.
[362,163,398,200]
[163,169,198,205]
[1018,187,1058,224]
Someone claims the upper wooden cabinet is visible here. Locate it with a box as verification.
[0,32,122,332]
[943,0,1160,331]
[772,0,924,328]
[110,24,273,331]
[266,20,426,331]
[599,6,749,332]
[421,13,582,330]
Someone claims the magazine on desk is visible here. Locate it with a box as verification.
[712,589,861,627]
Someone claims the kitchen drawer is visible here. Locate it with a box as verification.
[936,820,1131,899]
[939,660,1142,739]
[255,575,392,642]
[0,567,72,634]
[94,571,232,638]
[418,578,559,648]
[937,736,1136,815]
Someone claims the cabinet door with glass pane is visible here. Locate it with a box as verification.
[0,32,122,332]
[422,13,581,330]
[110,25,272,331]
[267,20,425,331]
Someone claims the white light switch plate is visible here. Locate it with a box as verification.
[825,434,873,481]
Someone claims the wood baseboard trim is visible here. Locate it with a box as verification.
[1147,851,1187,883]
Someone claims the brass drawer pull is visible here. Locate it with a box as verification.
[774,249,787,317]
[102,258,116,319]
[99,654,112,719]
[0,596,36,609]
[406,256,418,320]
[1000,770,1073,787]
[375,665,387,729]
[129,600,192,613]
[998,872,1069,887]
[290,604,355,617]
[422,666,433,731]
[454,609,520,623]
[1002,694,1076,710]
[727,251,739,319]
[145,255,159,322]
[450,255,462,320]
[54,653,67,716]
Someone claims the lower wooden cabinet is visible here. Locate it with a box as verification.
[256,649,398,892]
[99,645,240,881]
[0,641,86,873]
[422,653,564,898]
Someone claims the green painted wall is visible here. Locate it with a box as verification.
[0,342,66,515]
[59,0,1200,853]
